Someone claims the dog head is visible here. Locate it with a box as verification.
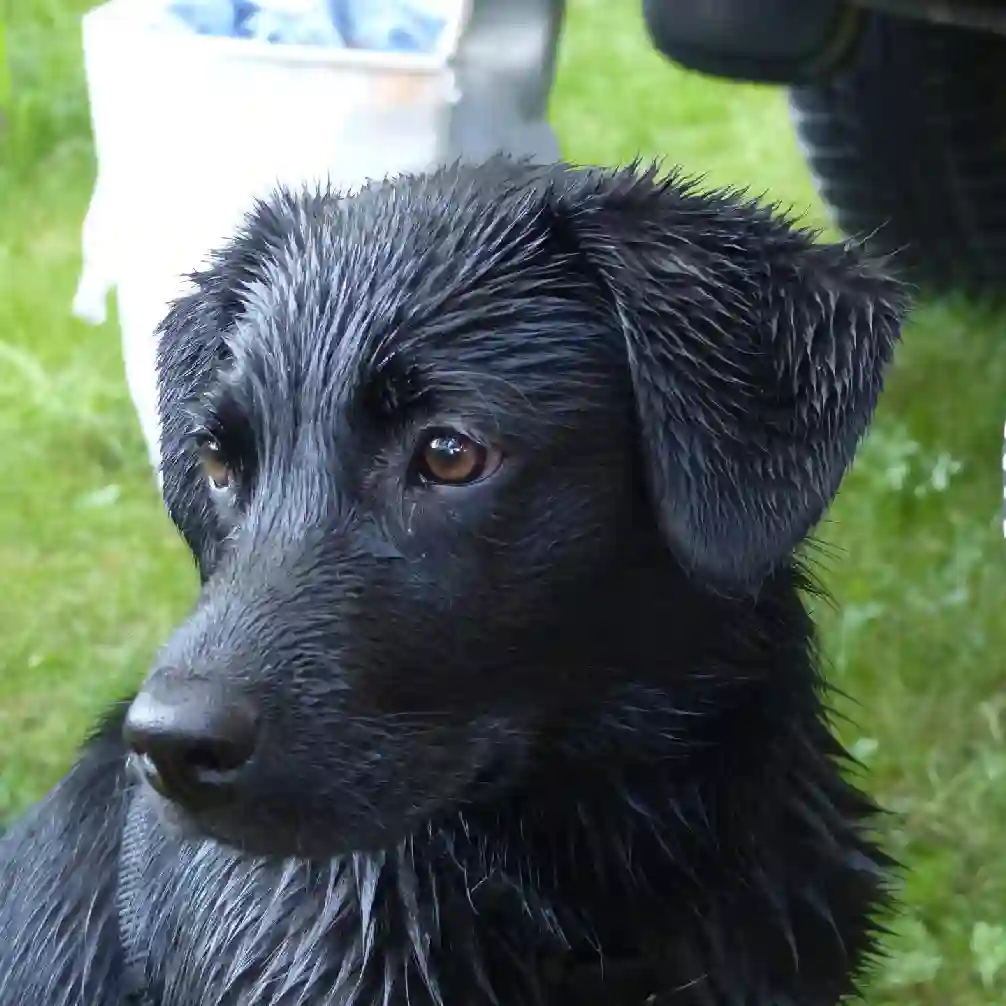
[124,160,904,858]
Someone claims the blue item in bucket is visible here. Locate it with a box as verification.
[165,1,450,52]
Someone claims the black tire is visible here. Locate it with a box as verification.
[790,12,1006,293]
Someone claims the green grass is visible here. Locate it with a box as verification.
[2,1,1005,1001]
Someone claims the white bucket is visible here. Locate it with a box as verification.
[74,1,469,472]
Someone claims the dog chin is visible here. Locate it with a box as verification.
[141,786,207,841]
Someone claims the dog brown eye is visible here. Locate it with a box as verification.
[416,430,499,486]
[197,440,232,491]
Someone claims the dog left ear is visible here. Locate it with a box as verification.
[548,166,907,593]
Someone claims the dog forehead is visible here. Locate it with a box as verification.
[227,165,581,400]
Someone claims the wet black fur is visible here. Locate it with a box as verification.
[0,159,906,1005]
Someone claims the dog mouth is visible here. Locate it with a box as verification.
[125,715,529,860]
[127,750,243,814]
[135,779,440,861]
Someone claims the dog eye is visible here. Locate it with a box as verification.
[196,439,233,492]
[414,429,501,486]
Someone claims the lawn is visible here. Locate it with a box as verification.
[2,0,1005,1002]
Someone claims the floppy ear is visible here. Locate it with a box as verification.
[549,166,907,592]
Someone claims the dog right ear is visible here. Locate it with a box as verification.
[156,187,315,579]
[544,165,906,593]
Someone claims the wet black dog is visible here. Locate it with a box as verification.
[0,160,905,1005]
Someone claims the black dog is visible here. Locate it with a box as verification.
[0,160,905,1005]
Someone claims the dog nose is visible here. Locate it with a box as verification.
[123,683,259,807]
